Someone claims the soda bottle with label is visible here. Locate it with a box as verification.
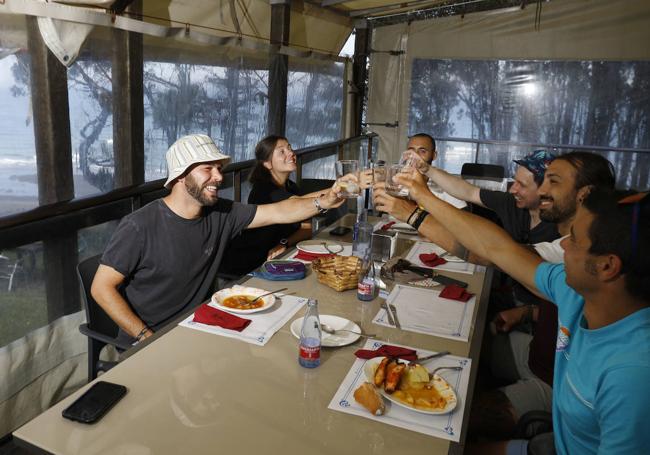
[298,299,321,368]
[357,258,376,301]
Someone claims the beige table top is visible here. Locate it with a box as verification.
[13,216,492,455]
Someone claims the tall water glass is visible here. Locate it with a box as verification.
[335,160,361,198]
[372,163,387,184]
[386,164,409,198]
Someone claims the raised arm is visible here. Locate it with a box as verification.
[91,265,153,342]
[248,186,344,229]
[373,184,489,265]
[403,150,484,206]
[395,169,542,292]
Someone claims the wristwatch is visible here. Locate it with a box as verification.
[314,196,328,214]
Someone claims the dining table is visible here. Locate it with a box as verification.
[13,214,493,455]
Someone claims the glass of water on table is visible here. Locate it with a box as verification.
[335,160,361,198]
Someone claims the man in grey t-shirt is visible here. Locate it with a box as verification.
[92,134,344,344]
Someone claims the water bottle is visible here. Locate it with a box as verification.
[357,258,377,301]
[298,299,321,368]
[353,209,373,261]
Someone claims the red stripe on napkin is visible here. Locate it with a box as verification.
[440,284,474,302]
[193,303,252,331]
[294,251,335,262]
[419,252,448,267]
[380,221,396,230]
[354,344,417,361]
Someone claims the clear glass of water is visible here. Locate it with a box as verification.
[386,164,409,198]
[335,160,361,198]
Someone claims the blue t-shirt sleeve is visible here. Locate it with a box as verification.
[534,262,564,303]
[596,366,650,454]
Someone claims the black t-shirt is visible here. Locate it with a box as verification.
[479,189,559,244]
[219,180,303,276]
[101,198,256,339]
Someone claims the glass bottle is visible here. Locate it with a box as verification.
[353,208,373,261]
[357,258,376,301]
[298,299,321,368]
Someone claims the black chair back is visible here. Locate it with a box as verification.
[78,255,119,340]
[77,254,128,381]
[461,163,505,179]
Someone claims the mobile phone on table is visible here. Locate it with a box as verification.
[62,381,127,424]
[330,226,351,236]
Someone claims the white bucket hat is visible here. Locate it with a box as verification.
[164,134,231,188]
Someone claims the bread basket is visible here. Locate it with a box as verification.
[311,255,362,292]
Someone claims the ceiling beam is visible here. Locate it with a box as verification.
[321,0,353,6]
[349,0,444,17]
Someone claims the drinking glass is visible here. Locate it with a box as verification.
[335,160,361,198]
[372,163,387,184]
[386,164,409,198]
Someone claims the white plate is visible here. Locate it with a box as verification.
[210,286,276,314]
[363,357,458,415]
[290,315,361,347]
[296,239,345,255]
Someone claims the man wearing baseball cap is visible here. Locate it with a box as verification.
[92,134,344,345]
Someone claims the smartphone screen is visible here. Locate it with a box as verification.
[62,381,127,424]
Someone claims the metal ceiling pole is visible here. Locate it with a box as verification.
[351,20,370,137]
[26,16,80,321]
[267,0,291,136]
[113,0,144,189]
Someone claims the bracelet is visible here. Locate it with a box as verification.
[314,196,328,214]
[407,207,420,225]
[411,210,429,230]
[136,326,150,341]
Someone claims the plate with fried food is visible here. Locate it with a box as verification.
[210,286,276,314]
[361,356,457,415]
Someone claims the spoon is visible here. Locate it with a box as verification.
[320,323,375,338]
[429,366,463,376]
[249,287,288,305]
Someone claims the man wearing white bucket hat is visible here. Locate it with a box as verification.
[92,134,344,344]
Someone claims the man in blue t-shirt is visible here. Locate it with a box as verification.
[396,168,650,455]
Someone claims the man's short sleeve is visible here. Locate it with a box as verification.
[228,201,257,238]
[533,262,566,304]
[100,217,143,277]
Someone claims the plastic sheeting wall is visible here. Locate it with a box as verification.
[366,0,650,163]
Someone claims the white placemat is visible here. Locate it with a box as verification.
[405,241,476,275]
[328,339,472,442]
[179,294,307,346]
[373,285,475,342]
[287,245,353,263]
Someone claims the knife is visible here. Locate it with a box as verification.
[380,303,396,327]
[388,303,401,329]
[411,350,450,364]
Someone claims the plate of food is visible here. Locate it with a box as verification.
[359,356,458,415]
[290,315,361,347]
[210,285,276,314]
[296,239,345,255]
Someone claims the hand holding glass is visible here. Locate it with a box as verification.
[386,164,410,198]
[335,160,361,198]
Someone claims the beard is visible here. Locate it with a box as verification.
[539,195,576,223]
[185,174,219,206]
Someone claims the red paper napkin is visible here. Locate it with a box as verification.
[440,284,474,302]
[380,221,396,230]
[193,303,252,331]
[419,252,448,267]
[354,344,418,361]
[294,251,335,262]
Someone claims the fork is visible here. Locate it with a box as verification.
[248,287,288,305]
[430,366,463,376]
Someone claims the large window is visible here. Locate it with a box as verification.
[0,49,37,217]
[409,59,650,188]
[68,47,114,197]
[287,60,344,149]
[143,47,270,180]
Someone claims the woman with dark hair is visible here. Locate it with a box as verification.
[219,135,319,275]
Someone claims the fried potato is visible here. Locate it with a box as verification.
[354,382,385,416]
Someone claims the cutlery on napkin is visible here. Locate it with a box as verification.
[193,303,252,331]
[354,344,418,361]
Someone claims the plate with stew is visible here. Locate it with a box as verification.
[210,285,276,314]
